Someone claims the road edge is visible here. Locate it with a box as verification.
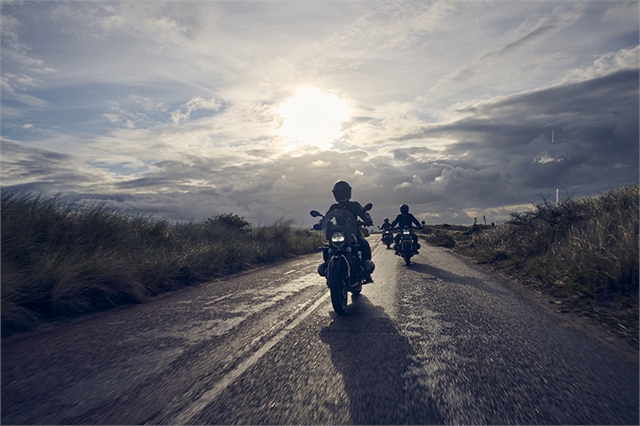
[441,246,639,372]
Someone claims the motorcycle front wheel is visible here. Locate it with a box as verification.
[328,259,348,314]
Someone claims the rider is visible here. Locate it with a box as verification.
[391,204,422,252]
[318,180,374,283]
[379,218,393,231]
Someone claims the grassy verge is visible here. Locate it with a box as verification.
[421,184,639,346]
[1,192,324,337]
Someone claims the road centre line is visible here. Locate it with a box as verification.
[170,291,330,425]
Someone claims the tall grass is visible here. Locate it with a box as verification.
[1,193,324,337]
[453,184,639,342]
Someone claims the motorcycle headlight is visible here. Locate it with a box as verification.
[403,230,410,235]
[331,232,346,244]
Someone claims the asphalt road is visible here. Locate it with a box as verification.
[2,237,638,425]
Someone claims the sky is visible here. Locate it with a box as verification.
[1,0,638,228]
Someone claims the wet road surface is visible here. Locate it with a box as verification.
[2,238,638,425]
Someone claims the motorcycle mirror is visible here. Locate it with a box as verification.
[421,221,426,225]
[363,203,373,211]
[310,210,323,217]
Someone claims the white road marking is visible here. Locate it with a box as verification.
[170,291,330,425]
[284,269,297,275]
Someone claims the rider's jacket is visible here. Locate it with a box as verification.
[327,201,372,237]
[379,222,393,231]
[391,213,421,230]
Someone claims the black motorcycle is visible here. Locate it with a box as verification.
[395,226,419,266]
[380,229,394,249]
[310,203,375,314]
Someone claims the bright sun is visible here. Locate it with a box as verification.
[275,86,351,151]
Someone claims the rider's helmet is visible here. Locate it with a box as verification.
[332,180,352,203]
[384,217,389,223]
[400,204,409,214]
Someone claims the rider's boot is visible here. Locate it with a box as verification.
[317,262,327,277]
[362,260,375,284]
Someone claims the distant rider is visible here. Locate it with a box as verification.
[379,218,393,231]
[391,204,422,252]
[318,180,374,283]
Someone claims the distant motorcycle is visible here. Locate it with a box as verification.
[380,229,394,249]
[310,203,375,314]
[395,226,420,265]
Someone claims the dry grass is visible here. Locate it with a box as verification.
[1,193,324,337]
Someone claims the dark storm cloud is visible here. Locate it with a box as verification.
[372,68,638,223]
[410,69,639,152]
[0,139,109,191]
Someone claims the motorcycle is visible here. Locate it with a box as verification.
[310,203,375,315]
[380,229,394,249]
[395,226,420,266]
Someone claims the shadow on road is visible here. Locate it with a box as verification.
[320,295,442,425]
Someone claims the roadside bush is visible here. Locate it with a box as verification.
[207,212,252,231]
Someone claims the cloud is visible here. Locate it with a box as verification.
[1,1,638,227]
[603,1,639,23]
[0,14,56,74]
[0,138,116,191]
[557,46,639,84]
[311,160,330,168]
[103,96,169,129]
[271,175,304,192]
[171,97,221,125]
[1,73,40,93]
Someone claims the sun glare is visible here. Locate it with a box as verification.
[275,86,351,151]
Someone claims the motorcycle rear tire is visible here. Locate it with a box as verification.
[328,260,348,315]
[404,255,411,266]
